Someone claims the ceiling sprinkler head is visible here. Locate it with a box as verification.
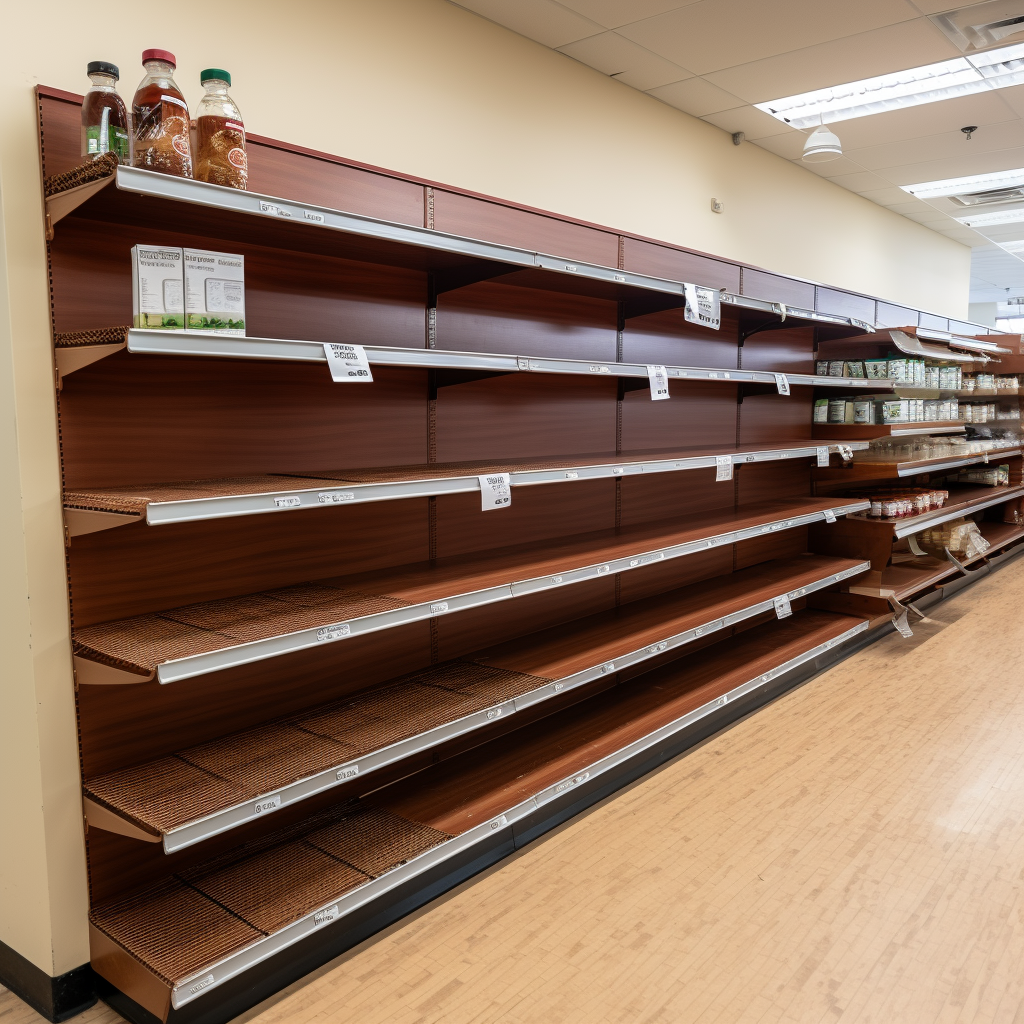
[962,125,978,140]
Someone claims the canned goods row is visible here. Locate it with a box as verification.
[845,488,948,519]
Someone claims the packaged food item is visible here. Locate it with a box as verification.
[82,61,129,164]
[184,249,245,334]
[882,400,905,424]
[864,358,889,379]
[919,517,990,559]
[194,69,247,190]
[853,399,873,424]
[828,360,846,377]
[132,245,184,329]
[887,358,908,384]
[845,360,865,378]
[813,398,828,423]
[132,49,192,178]
[815,360,829,377]
[828,398,847,424]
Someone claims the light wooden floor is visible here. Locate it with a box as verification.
[6,560,1024,1024]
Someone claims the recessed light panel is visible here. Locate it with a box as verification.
[756,41,1024,129]
[931,0,1024,53]
[901,168,1024,199]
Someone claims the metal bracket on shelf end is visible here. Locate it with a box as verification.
[887,595,914,638]
[773,302,787,323]
[944,546,982,577]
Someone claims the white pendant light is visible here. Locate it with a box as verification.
[802,125,843,162]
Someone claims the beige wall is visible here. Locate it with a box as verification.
[0,0,971,978]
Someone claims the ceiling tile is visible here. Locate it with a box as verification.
[988,82,1024,119]
[818,91,1015,151]
[700,104,796,140]
[874,149,1024,186]
[451,0,604,47]
[856,186,919,205]
[701,19,961,103]
[909,0,995,14]
[555,0,699,29]
[883,200,937,216]
[647,77,743,116]
[800,155,874,179]
[847,121,1024,171]
[557,31,692,89]
[751,132,808,160]
[617,0,920,77]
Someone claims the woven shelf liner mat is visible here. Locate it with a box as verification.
[44,153,118,198]
[83,661,548,834]
[91,807,452,983]
[73,586,410,676]
[185,841,370,934]
[305,806,452,878]
[53,325,129,349]
[89,877,262,986]
[63,474,356,516]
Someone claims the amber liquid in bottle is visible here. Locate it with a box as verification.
[81,88,129,163]
[133,80,192,177]
[195,115,247,189]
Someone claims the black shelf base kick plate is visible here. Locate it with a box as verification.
[95,624,874,1024]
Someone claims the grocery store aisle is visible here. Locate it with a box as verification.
[5,558,1024,1024]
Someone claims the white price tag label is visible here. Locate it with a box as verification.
[824,509,837,523]
[774,373,790,396]
[774,595,792,619]
[274,496,301,509]
[894,614,913,638]
[317,623,350,642]
[259,200,292,218]
[647,364,670,400]
[313,904,340,927]
[479,473,511,511]
[715,455,733,482]
[303,209,326,224]
[323,343,373,382]
[683,283,721,330]
[319,492,355,504]
[337,765,359,780]
[817,446,830,467]
[253,795,281,815]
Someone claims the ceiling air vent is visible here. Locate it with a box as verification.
[931,0,1024,52]
[949,185,1024,207]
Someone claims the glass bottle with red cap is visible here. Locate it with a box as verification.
[194,69,247,190]
[132,48,193,178]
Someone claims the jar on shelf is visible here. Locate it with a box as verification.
[194,69,247,190]
[132,49,192,178]
[81,61,129,164]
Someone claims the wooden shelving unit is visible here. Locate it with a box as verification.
[36,84,1023,1024]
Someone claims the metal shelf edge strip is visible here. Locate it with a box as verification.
[141,501,867,683]
[158,558,869,852]
[126,330,885,388]
[168,619,869,1008]
[894,449,1022,478]
[140,446,867,526]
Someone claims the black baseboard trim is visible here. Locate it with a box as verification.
[0,939,96,1023]
[94,542,1024,1023]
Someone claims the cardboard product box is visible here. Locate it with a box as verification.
[132,245,184,329]
[184,249,245,335]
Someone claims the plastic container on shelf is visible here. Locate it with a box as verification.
[194,69,247,190]
[132,49,192,178]
[81,62,129,164]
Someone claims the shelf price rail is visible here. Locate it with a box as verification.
[64,441,871,534]
[47,166,876,337]
[72,497,870,686]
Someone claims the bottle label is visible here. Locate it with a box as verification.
[86,125,129,162]
[172,134,190,158]
[227,147,247,171]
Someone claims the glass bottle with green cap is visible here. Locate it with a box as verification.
[81,61,129,164]
[195,69,247,190]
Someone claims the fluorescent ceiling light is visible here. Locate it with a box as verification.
[956,207,1024,226]
[1000,239,1024,252]
[901,167,1024,198]
[756,40,1024,129]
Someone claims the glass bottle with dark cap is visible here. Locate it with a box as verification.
[195,69,247,190]
[132,48,193,178]
[81,61,129,164]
